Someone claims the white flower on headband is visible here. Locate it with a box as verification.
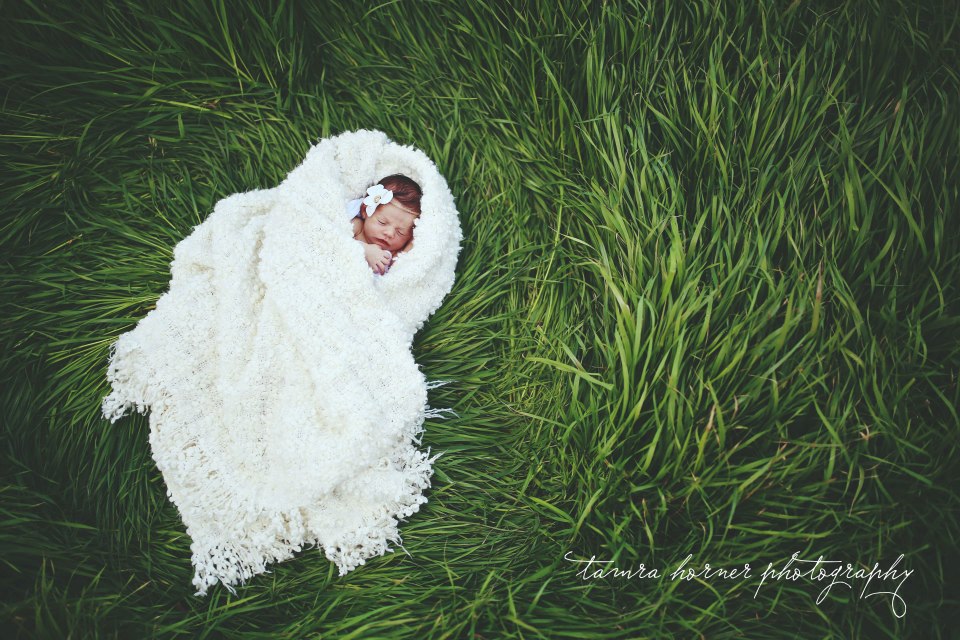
[362,184,393,216]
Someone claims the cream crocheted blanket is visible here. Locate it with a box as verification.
[100,129,463,595]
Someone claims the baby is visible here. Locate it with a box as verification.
[348,174,421,275]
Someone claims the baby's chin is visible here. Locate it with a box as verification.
[384,241,407,253]
[371,238,396,251]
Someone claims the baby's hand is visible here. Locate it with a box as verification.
[363,243,392,275]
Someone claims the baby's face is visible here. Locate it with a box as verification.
[363,201,418,253]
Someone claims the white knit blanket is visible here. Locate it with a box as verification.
[100,129,463,596]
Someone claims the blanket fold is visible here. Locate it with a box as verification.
[101,129,463,595]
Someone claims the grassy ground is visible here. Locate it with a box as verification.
[2,0,958,637]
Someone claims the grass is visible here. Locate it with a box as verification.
[2,0,959,637]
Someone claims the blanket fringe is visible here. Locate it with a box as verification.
[424,378,458,421]
[424,406,458,420]
[191,441,441,596]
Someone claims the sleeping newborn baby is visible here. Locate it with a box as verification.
[348,174,421,275]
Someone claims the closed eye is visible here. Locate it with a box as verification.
[379,219,408,235]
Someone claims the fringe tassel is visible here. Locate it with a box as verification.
[424,378,458,420]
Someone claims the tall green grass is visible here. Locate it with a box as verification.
[2,0,958,637]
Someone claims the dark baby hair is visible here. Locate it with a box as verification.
[377,174,422,214]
